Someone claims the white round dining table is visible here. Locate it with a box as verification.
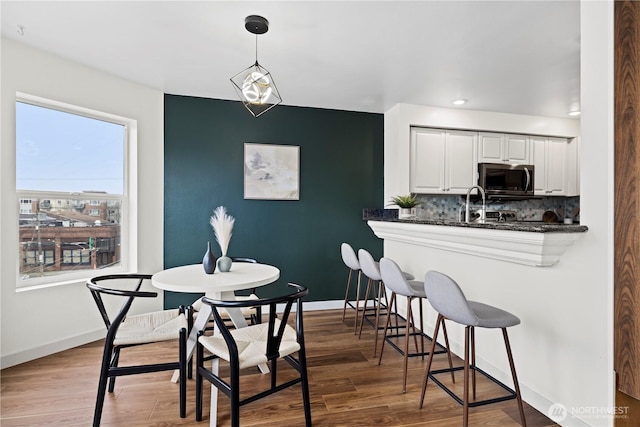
[151,262,280,297]
[151,262,280,426]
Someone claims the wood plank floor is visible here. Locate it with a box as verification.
[0,309,557,426]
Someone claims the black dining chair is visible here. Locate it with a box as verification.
[195,283,312,427]
[87,274,188,427]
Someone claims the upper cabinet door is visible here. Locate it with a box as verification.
[505,135,531,163]
[446,130,478,193]
[478,132,504,162]
[410,128,446,193]
[478,132,531,164]
[533,136,568,196]
[545,137,567,194]
[532,137,547,193]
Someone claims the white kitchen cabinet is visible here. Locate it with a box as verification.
[565,137,580,196]
[533,136,568,196]
[478,132,531,164]
[410,128,477,194]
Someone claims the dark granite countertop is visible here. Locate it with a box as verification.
[362,209,588,233]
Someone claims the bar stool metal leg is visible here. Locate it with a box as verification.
[463,326,471,427]
[504,328,527,427]
[342,268,354,321]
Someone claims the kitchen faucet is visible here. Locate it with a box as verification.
[465,185,486,223]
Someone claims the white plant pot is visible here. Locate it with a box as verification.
[399,208,416,219]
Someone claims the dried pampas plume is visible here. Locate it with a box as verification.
[210,206,235,256]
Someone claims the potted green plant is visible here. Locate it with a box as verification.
[389,194,419,219]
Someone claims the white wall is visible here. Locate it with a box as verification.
[0,38,165,368]
[381,3,613,426]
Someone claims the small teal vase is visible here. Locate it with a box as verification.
[217,256,232,272]
[202,242,216,274]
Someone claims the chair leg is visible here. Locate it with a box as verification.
[107,347,120,393]
[409,298,419,356]
[186,306,194,379]
[419,314,443,409]
[418,298,425,359]
[271,358,278,389]
[93,342,114,427]
[179,327,186,418]
[372,281,384,357]
[378,293,397,366]
[503,328,527,427]
[230,361,241,427]
[402,296,413,393]
[352,271,363,331]
[463,326,471,427]
[471,327,477,401]
[195,336,204,422]
[357,278,373,337]
[342,269,353,321]
[440,317,456,384]
[297,348,313,426]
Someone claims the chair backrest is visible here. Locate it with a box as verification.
[200,283,309,362]
[379,257,415,297]
[86,274,158,342]
[358,249,381,281]
[341,243,360,271]
[230,257,258,263]
[424,270,479,326]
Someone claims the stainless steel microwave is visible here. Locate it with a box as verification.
[478,163,534,198]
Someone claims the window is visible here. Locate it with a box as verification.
[19,198,33,214]
[23,241,55,266]
[16,93,133,288]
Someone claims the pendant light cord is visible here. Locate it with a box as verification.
[254,34,259,65]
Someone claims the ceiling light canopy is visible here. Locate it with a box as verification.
[230,15,282,118]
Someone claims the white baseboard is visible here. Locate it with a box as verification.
[303,299,344,311]
[1,329,104,369]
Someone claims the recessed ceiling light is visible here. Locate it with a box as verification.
[452,99,468,106]
[568,110,581,116]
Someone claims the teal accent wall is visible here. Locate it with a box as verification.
[163,95,384,308]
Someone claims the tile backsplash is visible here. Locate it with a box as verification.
[412,195,580,222]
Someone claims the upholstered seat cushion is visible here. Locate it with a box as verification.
[114,310,188,346]
[468,301,521,328]
[198,319,300,370]
[407,280,427,298]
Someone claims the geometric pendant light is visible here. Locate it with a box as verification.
[230,15,282,117]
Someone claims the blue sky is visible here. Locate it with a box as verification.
[16,102,124,194]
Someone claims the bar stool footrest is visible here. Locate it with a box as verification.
[385,332,449,358]
[429,365,517,407]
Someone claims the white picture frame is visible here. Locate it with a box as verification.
[243,143,300,200]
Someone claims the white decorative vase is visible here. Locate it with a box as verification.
[217,256,232,272]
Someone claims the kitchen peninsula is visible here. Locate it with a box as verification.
[365,211,588,267]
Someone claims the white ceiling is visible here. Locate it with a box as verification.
[1,1,581,118]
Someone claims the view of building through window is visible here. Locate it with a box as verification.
[16,99,126,282]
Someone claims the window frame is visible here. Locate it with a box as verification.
[15,92,136,290]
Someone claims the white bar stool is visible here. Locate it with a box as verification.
[420,270,526,427]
